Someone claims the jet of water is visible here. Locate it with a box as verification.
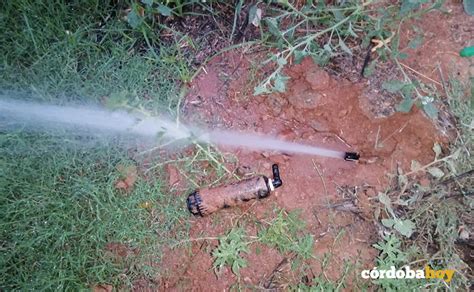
[0,98,346,159]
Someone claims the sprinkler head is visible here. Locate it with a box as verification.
[344,152,360,161]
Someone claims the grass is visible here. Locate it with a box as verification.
[0,0,193,289]
[0,0,190,112]
[0,132,188,289]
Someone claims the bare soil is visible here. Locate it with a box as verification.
[141,1,472,290]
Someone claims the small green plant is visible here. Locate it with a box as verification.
[212,227,250,275]
[258,209,308,254]
[211,209,314,277]
[371,235,420,290]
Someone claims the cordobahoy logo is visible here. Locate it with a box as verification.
[361,266,455,283]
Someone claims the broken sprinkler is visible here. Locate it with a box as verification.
[186,152,359,216]
[187,164,282,216]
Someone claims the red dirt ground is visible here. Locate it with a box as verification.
[154,1,471,290]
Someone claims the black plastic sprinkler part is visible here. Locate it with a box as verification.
[271,164,283,188]
[344,152,360,161]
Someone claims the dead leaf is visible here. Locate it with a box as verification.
[92,284,113,292]
[115,164,138,192]
[165,164,181,187]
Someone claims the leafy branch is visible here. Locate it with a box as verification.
[254,1,370,95]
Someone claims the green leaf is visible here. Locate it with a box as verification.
[460,46,474,57]
[398,174,408,187]
[382,79,407,93]
[265,18,281,38]
[432,142,442,158]
[127,9,143,29]
[141,0,153,6]
[363,61,376,77]
[293,50,308,64]
[347,22,358,38]
[408,35,423,49]
[423,102,438,119]
[452,148,461,160]
[382,218,395,228]
[292,235,314,259]
[339,39,353,56]
[378,192,394,216]
[411,160,422,172]
[248,4,260,27]
[276,57,287,66]
[106,90,129,109]
[400,0,421,16]
[323,43,332,53]
[212,227,249,275]
[398,52,409,59]
[331,8,343,21]
[273,74,289,93]
[157,4,172,16]
[464,0,474,16]
[396,98,414,112]
[253,85,269,96]
[427,167,444,178]
[393,219,415,237]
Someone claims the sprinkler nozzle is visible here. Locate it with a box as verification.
[271,164,283,188]
[344,152,360,161]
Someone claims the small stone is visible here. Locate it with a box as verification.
[305,67,331,91]
[262,162,271,169]
[287,81,322,109]
[459,228,469,240]
[338,109,348,117]
[309,120,329,132]
[270,154,290,165]
[261,152,270,158]
[236,165,253,176]
[277,128,296,141]
[266,94,288,116]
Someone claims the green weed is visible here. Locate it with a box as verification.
[372,77,473,290]
[366,0,444,118]
[212,227,250,276]
[253,0,373,95]
[258,209,310,254]
[212,209,314,278]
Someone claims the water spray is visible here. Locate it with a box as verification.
[0,98,360,162]
[1,97,361,216]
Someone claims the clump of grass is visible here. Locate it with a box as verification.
[258,209,313,257]
[0,131,188,290]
